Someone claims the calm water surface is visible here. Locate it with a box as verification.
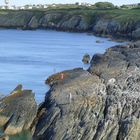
[0,29,122,103]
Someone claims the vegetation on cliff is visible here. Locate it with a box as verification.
[0,6,139,40]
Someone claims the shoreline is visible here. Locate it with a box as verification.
[0,7,139,139]
[0,29,123,105]
[0,27,130,43]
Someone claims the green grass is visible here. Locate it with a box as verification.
[42,7,140,23]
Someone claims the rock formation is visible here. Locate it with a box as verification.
[33,41,140,140]
[0,41,139,140]
[82,54,90,64]
[0,85,37,135]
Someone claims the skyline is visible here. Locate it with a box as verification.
[1,0,140,6]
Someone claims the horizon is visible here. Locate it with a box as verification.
[0,0,139,6]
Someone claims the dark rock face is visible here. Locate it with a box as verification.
[33,41,140,140]
[0,85,37,135]
[92,19,139,40]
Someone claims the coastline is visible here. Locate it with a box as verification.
[0,7,139,139]
[0,37,139,139]
[0,8,139,41]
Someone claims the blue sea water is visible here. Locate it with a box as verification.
[0,29,123,103]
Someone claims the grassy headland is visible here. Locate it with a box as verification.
[0,4,139,40]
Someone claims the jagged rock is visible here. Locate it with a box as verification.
[34,68,106,140]
[0,85,37,135]
[96,40,103,43]
[82,54,90,64]
[88,43,140,81]
[33,42,140,140]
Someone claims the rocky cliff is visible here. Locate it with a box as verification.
[0,41,140,140]
[0,9,139,40]
[33,41,140,140]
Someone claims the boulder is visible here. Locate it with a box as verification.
[82,54,90,64]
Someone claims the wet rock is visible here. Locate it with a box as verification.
[96,40,103,43]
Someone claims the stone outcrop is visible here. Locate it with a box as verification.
[33,41,140,140]
[82,54,90,64]
[0,85,37,135]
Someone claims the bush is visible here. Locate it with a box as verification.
[95,2,115,9]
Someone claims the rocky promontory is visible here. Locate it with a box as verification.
[0,42,140,139]
[0,85,37,136]
[32,41,140,140]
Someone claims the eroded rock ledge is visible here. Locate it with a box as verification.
[33,41,140,140]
